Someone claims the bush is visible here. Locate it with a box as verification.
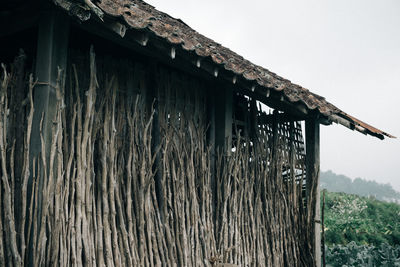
[322,191,400,247]
[325,242,400,267]
[323,191,400,266]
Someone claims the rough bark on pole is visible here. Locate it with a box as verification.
[306,117,321,267]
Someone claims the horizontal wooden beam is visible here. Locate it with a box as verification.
[74,17,312,118]
[258,112,304,124]
[217,68,309,116]
[318,115,332,126]
[239,89,308,118]
[103,19,126,37]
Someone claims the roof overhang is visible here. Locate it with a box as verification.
[48,0,396,140]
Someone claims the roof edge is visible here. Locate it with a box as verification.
[330,114,396,140]
[53,0,396,140]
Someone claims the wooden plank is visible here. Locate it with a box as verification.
[306,118,321,267]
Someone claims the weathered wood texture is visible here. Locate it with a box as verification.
[215,86,233,151]
[0,49,317,266]
[306,118,321,267]
[31,8,69,161]
[28,11,70,265]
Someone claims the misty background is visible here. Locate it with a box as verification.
[145,0,400,191]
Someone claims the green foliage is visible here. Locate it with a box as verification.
[326,242,400,267]
[323,191,400,247]
[323,190,400,266]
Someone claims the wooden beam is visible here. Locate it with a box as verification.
[146,62,165,222]
[137,34,310,118]
[207,87,216,152]
[206,86,217,227]
[103,19,126,37]
[230,88,308,119]
[306,118,321,267]
[31,8,70,162]
[28,7,70,263]
[214,86,233,152]
[258,112,305,124]
[318,115,332,126]
[74,17,310,118]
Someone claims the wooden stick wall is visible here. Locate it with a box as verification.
[0,49,316,266]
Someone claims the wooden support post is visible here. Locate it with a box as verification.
[28,7,69,263]
[306,118,321,267]
[249,98,258,141]
[206,86,217,226]
[31,8,70,163]
[212,85,232,230]
[207,90,216,151]
[146,62,165,222]
[322,189,326,267]
[214,86,233,152]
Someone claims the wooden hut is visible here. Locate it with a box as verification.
[0,0,394,266]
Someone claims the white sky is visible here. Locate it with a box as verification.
[145,0,400,191]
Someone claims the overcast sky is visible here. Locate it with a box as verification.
[146,0,400,191]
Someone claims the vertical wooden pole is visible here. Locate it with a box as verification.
[213,85,232,228]
[206,85,217,226]
[214,86,233,152]
[322,189,326,267]
[146,62,165,222]
[306,118,321,267]
[29,6,69,264]
[31,8,69,162]
[207,88,216,151]
[249,98,258,142]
